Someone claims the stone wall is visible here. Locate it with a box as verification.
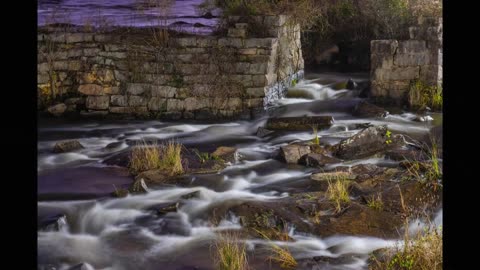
[370,18,442,104]
[37,15,304,119]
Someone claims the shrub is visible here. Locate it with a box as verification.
[370,225,442,270]
[213,232,249,270]
[408,79,443,111]
[128,140,183,175]
[326,178,350,212]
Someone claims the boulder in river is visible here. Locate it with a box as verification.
[256,127,274,138]
[334,125,402,160]
[352,101,389,118]
[300,153,341,167]
[266,116,333,131]
[279,144,311,164]
[53,140,84,153]
[47,103,67,117]
[212,146,238,163]
[135,170,171,185]
[145,202,179,216]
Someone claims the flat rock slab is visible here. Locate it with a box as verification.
[38,166,133,201]
[266,116,333,131]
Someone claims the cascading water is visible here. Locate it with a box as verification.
[38,72,442,270]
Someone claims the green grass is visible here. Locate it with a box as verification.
[367,194,384,211]
[213,232,249,270]
[311,124,320,145]
[128,140,183,175]
[408,80,443,111]
[370,225,442,270]
[326,178,350,213]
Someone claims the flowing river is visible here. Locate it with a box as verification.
[38,72,442,270]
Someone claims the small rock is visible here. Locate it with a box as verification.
[105,141,124,149]
[47,103,67,117]
[352,101,389,118]
[300,153,341,167]
[181,191,201,200]
[346,78,357,90]
[256,127,274,138]
[212,146,238,163]
[279,144,311,164]
[146,202,179,216]
[53,140,84,153]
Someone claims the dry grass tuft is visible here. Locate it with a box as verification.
[128,140,183,175]
[213,232,249,270]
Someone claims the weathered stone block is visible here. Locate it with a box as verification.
[38,73,49,84]
[196,38,218,47]
[93,34,111,42]
[126,83,149,95]
[374,67,420,81]
[104,86,120,95]
[167,99,185,111]
[109,107,133,114]
[128,96,147,107]
[249,63,267,74]
[66,33,85,43]
[147,97,167,111]
[68,61,83,71]
[175,37,197,47]
[243,86,265,98]
[228,28,247,38]
[99,51,127,59]
[419,65,442,84]
[83,48,101,57]
[67,49,83,58]
[371,40,398,55]
[243,98,264,108]
[78,84,104,95]
[151,86,177,98]
[53,61,69,70]
[218,38,244,48]
[245,38,275,48]
[86,96,109,110]
[398,40,427,54]
[110,95,128,106]
[394,53,427,67]
[65,98,85,105]
[252,75,268,87]
[371,54,394,69]
[234,62,250,73]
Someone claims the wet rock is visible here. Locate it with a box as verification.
[334,125,401,160]
[146,202,179,216]
[212,146,237,163]
[181,190,201,200]
[38,214,67,232]
[279,144,311,164]
[300,153,341,167]
[135,170,172,184]
[134,214,191,236]
[67,263,95,270]
[348,122,373,130]
[201,12,215,19]
[53,140,84,153]
[47,103,67,117]
[346,78,357,90]
[352,101,389,118]
[112,188,129,198]
[266,116,333,131]
[105,141,124,149]
[385,147,428,161]
[256,127,274,137]
[414,115,434,122]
